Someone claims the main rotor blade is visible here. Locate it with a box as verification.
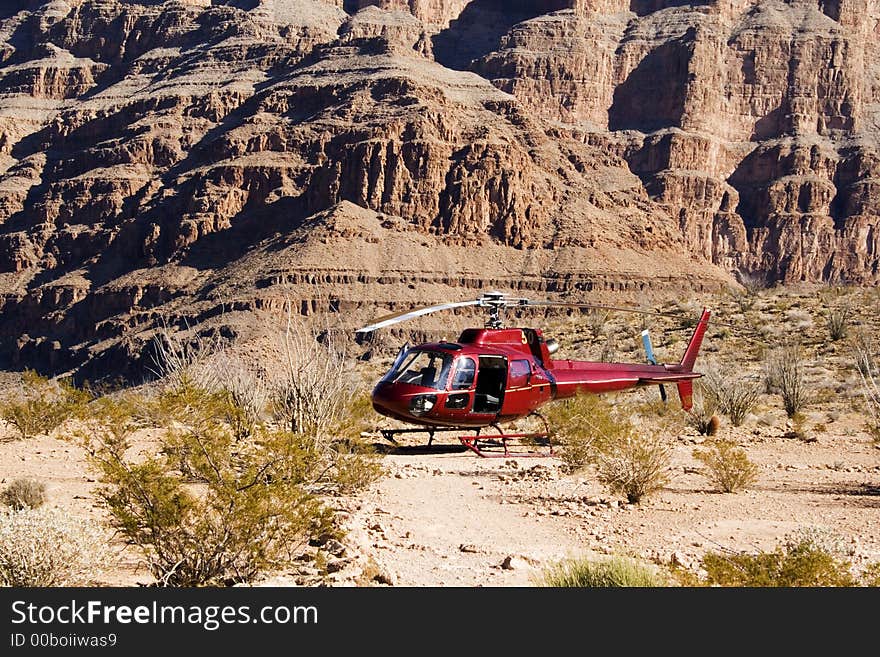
[521,300,740,328]
[355,299,482,333]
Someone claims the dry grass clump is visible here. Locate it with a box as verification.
[686,391,720,436]
[826,305,851,341]
[539,555,667,587]
[596,431,671,504]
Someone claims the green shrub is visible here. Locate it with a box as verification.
[701,531,856,587]
[0,371,90,439]
[1,478,47,510]
[540,555,667,587]
[77,384,339,586]
[693,440,758,493]
[542,394,631,473]
[0,507,108,586]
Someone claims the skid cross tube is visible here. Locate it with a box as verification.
[380,426,481,447]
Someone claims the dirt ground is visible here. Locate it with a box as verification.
[1,285,879,586]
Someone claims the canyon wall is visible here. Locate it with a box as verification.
[0,1,876,377]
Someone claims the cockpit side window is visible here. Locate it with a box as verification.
[450,357,476,390]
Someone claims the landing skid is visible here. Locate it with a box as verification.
[458,414,554,458]
[378,414,554,458]
[380,427,471,447]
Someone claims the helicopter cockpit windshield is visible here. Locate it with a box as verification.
[381,349,453,390]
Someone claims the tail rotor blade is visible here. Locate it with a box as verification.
[641,329,668,403]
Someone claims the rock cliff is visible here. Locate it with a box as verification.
[0,1,876,377]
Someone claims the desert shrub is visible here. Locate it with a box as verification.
[860,562,880,587]
[854,331,876,378]
[598,334,618,363]
[701,528,857,587]
[692,440,758,493]
[78,387,339,586]
[269,313,358,447]
[0,371,90,440]
[585,310,609,341]
[148,319,222,389]
[686,391,720,436]
[596,431,672,504]
[325,394,384,494]
[826,305,851,341]
[765,344,811,418]
[701,365,760,427]
[545,387,671,502]
[217,355,271,439]
[540,555,667,587]
[1,478,47,510]
[543,394,632,472]
[855,337,880,442]
[0,507,108,586]
[330,442,384,495]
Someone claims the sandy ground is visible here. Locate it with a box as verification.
[2,286,879,586]
[3,407,877,587]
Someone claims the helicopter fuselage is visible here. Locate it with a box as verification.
[370,325,703,428]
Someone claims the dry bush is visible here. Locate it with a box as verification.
[701,364,760,427]
[854,331,876,378]
[826,305,851,341]
[539,555,667,587]
[0,507,108,586]
[269,309,358,449]
[326,393,384,494]
[148,320,223,390]
[2,478,47,510]
[765,344,811,418]
[78,386,339,586]
[855,339,880,442]
[686,390,720,436]
[736,271,767,297]
[585,310,609,341]
[692,440,758,493]
[0,370,90,440]
[599,334,618,363]
[596,431,672,504]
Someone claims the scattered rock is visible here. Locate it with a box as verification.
[500,555,530,571]
[324,539,346,558]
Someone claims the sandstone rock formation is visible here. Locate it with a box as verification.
[0,1,876,378]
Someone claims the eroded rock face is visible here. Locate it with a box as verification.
[0,0,876,377]
[474,0,880,284]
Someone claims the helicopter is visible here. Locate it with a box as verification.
[355,292,712,458]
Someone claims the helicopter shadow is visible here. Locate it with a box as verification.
[369,442,470,456]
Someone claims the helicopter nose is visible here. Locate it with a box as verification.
[371,382,405,417]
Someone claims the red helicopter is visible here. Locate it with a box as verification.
[355,292,710,457]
